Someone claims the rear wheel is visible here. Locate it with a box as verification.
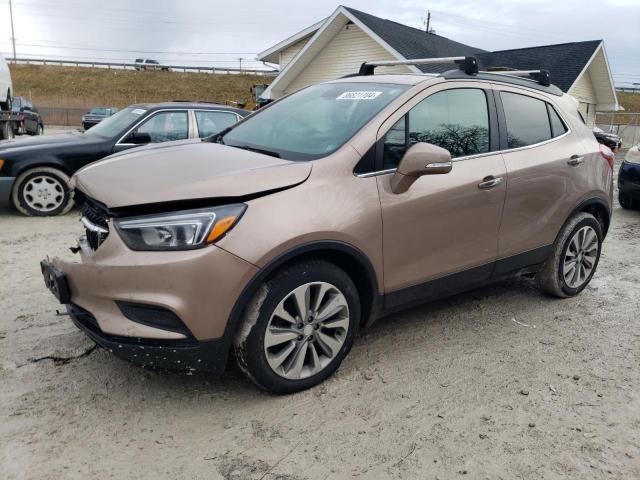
[234,260,360,394]
[12,167,74,216]
[537,213,602,298]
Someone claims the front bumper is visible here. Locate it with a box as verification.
[43,224,259,371]
[0,177,15,207]
[67,303,228,373]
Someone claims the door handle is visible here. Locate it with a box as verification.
[478,176,503,190]
[568,155,584,166]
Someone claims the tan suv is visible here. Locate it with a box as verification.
[41,57,613,393]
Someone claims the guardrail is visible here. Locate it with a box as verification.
[6,57,279,76]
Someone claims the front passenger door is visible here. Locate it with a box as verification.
[376,85,507,307]
[113,110,189,153]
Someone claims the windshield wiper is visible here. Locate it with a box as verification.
[232,145,281,158]
[202,125,233,144]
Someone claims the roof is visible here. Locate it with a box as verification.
[476,41,603,92]
[343,7,486,64]
[130,102,249,115]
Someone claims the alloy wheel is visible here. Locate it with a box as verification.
[562,226,599,289]
[264,281,350,380]
[23,175,65,213]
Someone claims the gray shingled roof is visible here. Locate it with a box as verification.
[345,7,485,60]
[475,41,602,92]
[344,6,601,92]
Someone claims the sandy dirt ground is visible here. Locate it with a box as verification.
[1,152,639,479]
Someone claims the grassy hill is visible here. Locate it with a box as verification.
[618,92,640,113]
[9,64,274,109]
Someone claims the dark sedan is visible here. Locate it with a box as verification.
[619,145,640,210]
[0,102,248,216]
[82,107,118,130]
[593,127,622,152]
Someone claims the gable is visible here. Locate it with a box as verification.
[285,23,412,94]
[280,38,310,69]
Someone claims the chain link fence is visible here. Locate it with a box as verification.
[596,112,640,148]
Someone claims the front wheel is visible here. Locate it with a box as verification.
[12,167,74,216]
[619,192,634,210]
[234,260,360,394]
[537,212,603,298]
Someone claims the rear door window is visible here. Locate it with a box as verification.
[500,92,552,148]
[195,110,238,138]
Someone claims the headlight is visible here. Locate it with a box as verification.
[114,204,246,251]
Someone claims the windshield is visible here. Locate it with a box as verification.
[90,107,109,115]
[222,82,409,160]
[85,107,147,138]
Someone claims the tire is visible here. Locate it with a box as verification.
[34,124,43,136]
[11,167,74,216]
[0,90,11,110]
[619,192,633,210]
[0,121,10,140]
[234,260,360,394]
[536,212,603,298]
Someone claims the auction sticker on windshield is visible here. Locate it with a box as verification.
[131,108,146,115]
[336,91,383,100]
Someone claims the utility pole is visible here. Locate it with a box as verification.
[9,0,17,61]
[238,57,243,72]
[426,11,431,34]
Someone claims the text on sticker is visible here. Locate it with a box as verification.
[337,91,383,100]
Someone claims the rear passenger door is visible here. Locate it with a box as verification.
[494,86,589,264]
[375,83,507,305]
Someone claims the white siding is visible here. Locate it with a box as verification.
[284,24,411,95]
[279,38,309,69]
[570,71,597,127]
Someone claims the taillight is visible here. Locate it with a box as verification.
[599,144,615,169]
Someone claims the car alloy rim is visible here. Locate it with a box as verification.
[264,281,349,380]
[23,175,65,212]
[562,226,599,289]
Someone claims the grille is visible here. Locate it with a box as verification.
[81,201,110,250]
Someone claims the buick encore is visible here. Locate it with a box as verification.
[41,58,614,393]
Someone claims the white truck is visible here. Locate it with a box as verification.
[0,56,17,140]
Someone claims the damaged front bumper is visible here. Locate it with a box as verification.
[66,303,228,373]
[40,223,259,373]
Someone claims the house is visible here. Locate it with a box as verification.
[257,5,620,126]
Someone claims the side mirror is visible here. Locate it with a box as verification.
[390,142,452,194]
[125,131,152,145]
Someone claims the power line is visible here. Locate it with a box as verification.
[6,41,259,56]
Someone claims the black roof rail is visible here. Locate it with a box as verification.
[357,55,479,76]
[480,69,551,86]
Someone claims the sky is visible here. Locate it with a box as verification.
[0,0,638,87]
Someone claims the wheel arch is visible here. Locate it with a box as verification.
[13,160,72,179]
[573,197,611,238]
[224,241,381,349]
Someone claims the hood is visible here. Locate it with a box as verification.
[0,131,96,152]
[73,141,312,208]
